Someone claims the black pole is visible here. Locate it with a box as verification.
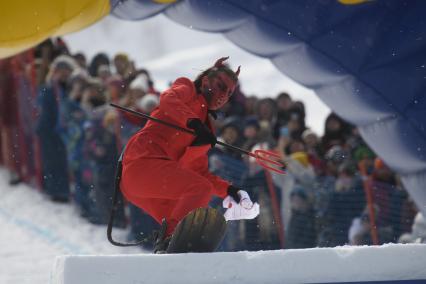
[110,103,254,157]
[110,103,194,135]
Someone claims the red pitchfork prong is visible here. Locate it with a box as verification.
[252,149,287,174]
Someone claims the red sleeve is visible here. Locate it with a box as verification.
[192,155,230,198]
[200,166,230,198]
[179,145,230,198]
[159,77,199,127]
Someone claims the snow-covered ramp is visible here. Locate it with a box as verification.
[52,244,426,284]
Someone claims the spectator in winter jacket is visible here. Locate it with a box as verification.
[213,117,244,160]
[321,113,351,152]
[319,161,365,247]
[82,81,126,227]
[113,53,135,80]
[120,57,259,253]
[241,116,261,151]
[254,98,277,142]
[244,96,258,117]
[286,103,307,140]
[36,55,76,202]
[272,136,315,230]
[273,92,293,132]
[0,59,22,185]
[286,188,317,249]
[302,129,323,176]
[63,73,95,219]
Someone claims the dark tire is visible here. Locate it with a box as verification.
[166,207,227,253]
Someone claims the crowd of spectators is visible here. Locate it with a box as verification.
[0,38,424,251]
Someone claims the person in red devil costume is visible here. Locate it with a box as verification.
[120,57,258,253]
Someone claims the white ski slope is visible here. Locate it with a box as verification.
[1,168,426,284]
[53,244,426,284]
[0,169,142,284]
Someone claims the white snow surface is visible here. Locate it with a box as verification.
[54,244,426,284]
[0,169,142,284]
[2,167,426,284]
[63,14,330,136]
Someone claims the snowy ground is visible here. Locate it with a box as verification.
[0,169,142,284]
[2,167,426,284]
[53,243,426,284]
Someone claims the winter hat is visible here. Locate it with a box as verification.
[52,55,78,71]
[114,53,129,62]
[223,116,241,128]
[302,129,316,140]
[244,116,260,130]
[138,94,159,113]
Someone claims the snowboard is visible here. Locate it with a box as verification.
[166,207,227,253]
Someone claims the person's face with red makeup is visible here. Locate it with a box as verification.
[201,71,237,110]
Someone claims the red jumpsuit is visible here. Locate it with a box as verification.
[121,77,230,236]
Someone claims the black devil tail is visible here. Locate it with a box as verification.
[107,149,145,247]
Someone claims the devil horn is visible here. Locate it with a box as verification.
[235,65,241,77]
[214,56,229,68]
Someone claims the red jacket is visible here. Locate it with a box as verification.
[123,77,229,198]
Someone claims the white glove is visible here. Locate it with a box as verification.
[223,190,260,221]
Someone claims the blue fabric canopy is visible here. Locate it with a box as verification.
[111,0,426,214]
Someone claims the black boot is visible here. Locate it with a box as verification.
[153,219,171,254]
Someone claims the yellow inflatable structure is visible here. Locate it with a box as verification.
[0,0,110,59]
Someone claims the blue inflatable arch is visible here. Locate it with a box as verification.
[111,0,426,216]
